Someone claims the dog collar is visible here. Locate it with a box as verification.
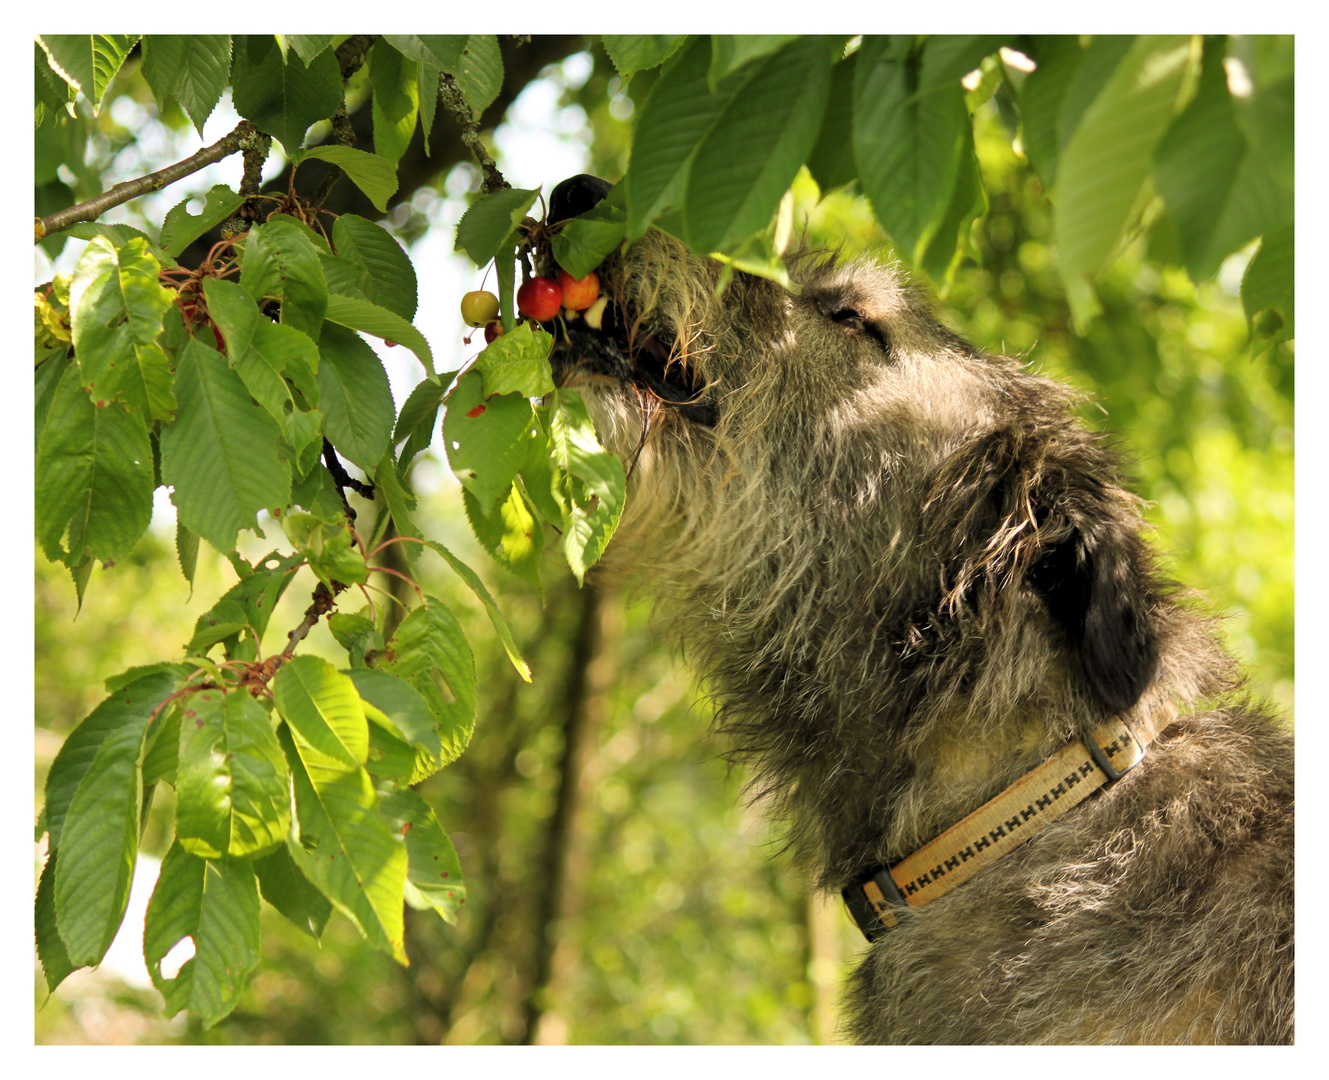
[842,698,1179,941]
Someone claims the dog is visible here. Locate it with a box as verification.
[540,176,1294,1044]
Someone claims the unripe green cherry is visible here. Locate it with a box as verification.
[461,290,501,327]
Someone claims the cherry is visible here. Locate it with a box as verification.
[461,290,501,328]
[517,277,562,322]
[484,321,504,344]
[556,269,600,311]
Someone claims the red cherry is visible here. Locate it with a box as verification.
[517,277,563,322]
[484,320,504,343]
[557,269,600,311]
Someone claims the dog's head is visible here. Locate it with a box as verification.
[544,175,1161,719]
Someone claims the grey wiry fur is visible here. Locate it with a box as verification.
[552,229,1294,1044]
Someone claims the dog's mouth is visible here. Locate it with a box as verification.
[539,174,718,428]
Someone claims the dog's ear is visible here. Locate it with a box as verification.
[1028,513,1159,715]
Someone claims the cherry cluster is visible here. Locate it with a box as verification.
[461,268,603,344]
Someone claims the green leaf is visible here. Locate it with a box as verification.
[159,185,245,258]
[347,668,442,763]
[601,35,689,83]
[280,510,369,588]
[708,35,799,87]
[463,483,544,593]
[806,51,859,194]
[549,390,627,584]
[186,551,302,661]
[368,40,419,169]
[176,519,200,590]
[376,786,465,922]
[35,855,76,994]
[37,34,139,113]
[330,214,418,321]
[918,35,1011,93]
[140,36,232,135]
[373,449,422,562]
[329,613,386,668]
[416,538,531,682]
[160,336,293,553]
[175,689,291,859]
[43,670,182,854]
[853,36,970,265]
[1242,224,1294,347]
[625,37,732,241]
[279,35,334,66]
[69,235,176,423]
[323,293,434,381]
[1016,36,1084,189]
[1054,35,1198,328]
[277,722,408,963]
[917,129,987,289]
[35,361,154,566]
[1153,40,1292,281]
[383,35,467,71]
[239,215,329,340]
[316,323,395,470]
[52,689,153,966]
[392,377,446,448]
[231,34,344,156]
[253,844,332,938]
[551,198,628,279]
[475,323,555,398]
[455,188,540,268]
[418,61,440,155]
[442,370,539,508]
[683,37,833,254]
[379,599,477,767]
[203,277,321,440]
[143,842,261,1028]
[453,35,503,117]
[274,656,371,769]
[299,146,399,212]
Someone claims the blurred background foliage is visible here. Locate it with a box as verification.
[36,39,1292,1044]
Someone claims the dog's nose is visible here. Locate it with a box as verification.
[549,174,612,223]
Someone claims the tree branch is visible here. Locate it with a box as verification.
[35,120,268,242]
[439,72,509,195]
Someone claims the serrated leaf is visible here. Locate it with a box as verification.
[280,510,368,588]
[807,51,859,194]
[231,34,343,155]
[160,336,292,553]
[455,188,539,268]
[52,691,154,965]
[392,377,446,448]
[35,361,154,565]
[35,854,77,994]
[330,215,418,320]
[277,722,408,963]
[186,551,302,661]
[43,670,182,854]
[175,689,291,859]
[453,35,503,117]
[348,668,442,762]
[69,235,177,423]
[549,390,627,584]
[280,35,334,66]
[551,199,627,279]
[601,35,689,83]
[323,293,434,381]
[316,323,395,470]
[328,613,385,668]
[160,185,245,258]
[376,786,465,923]
[625,37,732,241]
[143,841,261,1028]
[442,370,537,507]
[917,129,987,289]
[384,35,467,71]
[37,34,139,113]
[299,146,399,212]
[253,844,332,938]
[1242,224,1294,347]
[374,447,422,561]
[274,656,370,769]
[475,323,554,398]
[462,483,543,593]
[176,519,200,590]
[854,36,970,265]
[368,40,419,169]
[140,36,232,135]
[238,215,329,340]
[380,600,476,767]
[1054,35,1198,327]
[708,35,799,88]
[416,537,531,682]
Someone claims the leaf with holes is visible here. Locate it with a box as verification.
[143,841,262,1028]
[442,370,538,508]
[159,185,245,258]
[377,786,466,923]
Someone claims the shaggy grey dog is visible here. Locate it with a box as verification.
[543,179,1294,1044]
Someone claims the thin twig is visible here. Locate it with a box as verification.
[439,72,509,195]
[36,121,267,242]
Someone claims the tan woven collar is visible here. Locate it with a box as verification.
[843,697,1179,940]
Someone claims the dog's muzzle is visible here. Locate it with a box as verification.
[543,175,718,427]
